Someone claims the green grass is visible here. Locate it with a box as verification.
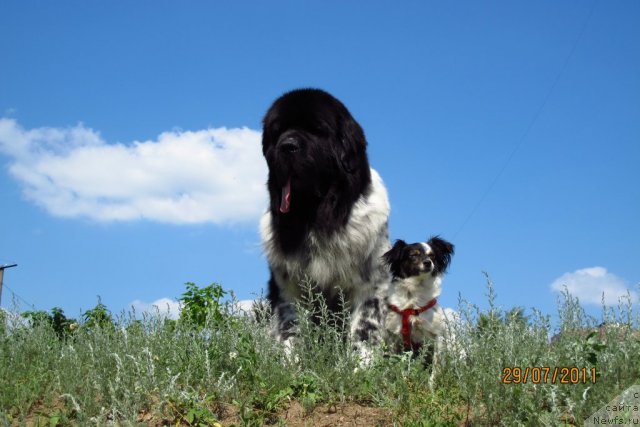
[1,277,638,426]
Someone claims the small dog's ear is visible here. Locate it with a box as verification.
[428,236,455,274]
[384,239,407,263]
[383,240,407,277]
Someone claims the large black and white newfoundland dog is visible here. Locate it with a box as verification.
[260,88,390,354]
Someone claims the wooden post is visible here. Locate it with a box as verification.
[0,264,18,307]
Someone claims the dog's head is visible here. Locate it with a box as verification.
[384,236,455,279]
[262,89,371,248]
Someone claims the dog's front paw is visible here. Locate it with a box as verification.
[281,337,300,364]
[352,344,375,372]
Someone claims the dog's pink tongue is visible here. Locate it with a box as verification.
[280,178,291,213]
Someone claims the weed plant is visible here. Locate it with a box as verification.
[1,277,638,426]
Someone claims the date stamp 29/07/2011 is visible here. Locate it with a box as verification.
[502,367,597,385]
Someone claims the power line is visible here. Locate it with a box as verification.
[453,0,597,239]
[1,282,36,311]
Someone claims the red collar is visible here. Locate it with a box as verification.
[388,298,437,351]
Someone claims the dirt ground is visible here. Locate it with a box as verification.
[23,399,468,426]
[219,402,395,427]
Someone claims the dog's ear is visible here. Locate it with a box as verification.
[428,236,455,274]
[338,116,367,173]
[383,240,407,277]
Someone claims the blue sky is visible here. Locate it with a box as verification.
[1,1,638,325]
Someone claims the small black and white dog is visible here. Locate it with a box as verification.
[381,236,455,358]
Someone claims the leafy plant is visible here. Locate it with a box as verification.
[21,309,52,328]
[50,307,78,339]
[82,298,114,329]
[290,372,323,412]
[164,393,222,427]
[178,282,227,328]
[581,330,607,364]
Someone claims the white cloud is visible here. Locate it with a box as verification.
[130,297,182,320]
[0,118,267,224]
[236,299,257,313]
[550,266,638,306]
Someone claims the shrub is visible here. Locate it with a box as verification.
[179,282,227,328]
[22,307,77,340]
[81,299,114,330]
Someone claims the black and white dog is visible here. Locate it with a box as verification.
[381,236,455,359]
[260,88,391,352]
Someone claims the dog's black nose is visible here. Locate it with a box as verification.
[424,259,433,270]
[278,137,300,153]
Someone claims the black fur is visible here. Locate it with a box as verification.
[427,236,455,275]
[267,274,296,340]
[262,88,371,255]
[355,298,382,342]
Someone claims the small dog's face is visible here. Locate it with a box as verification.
[384,236,455,279]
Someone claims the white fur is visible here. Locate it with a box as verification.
[383,272,445,350]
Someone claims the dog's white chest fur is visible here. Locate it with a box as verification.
[260,168,390,302]
[384,274,445,346]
